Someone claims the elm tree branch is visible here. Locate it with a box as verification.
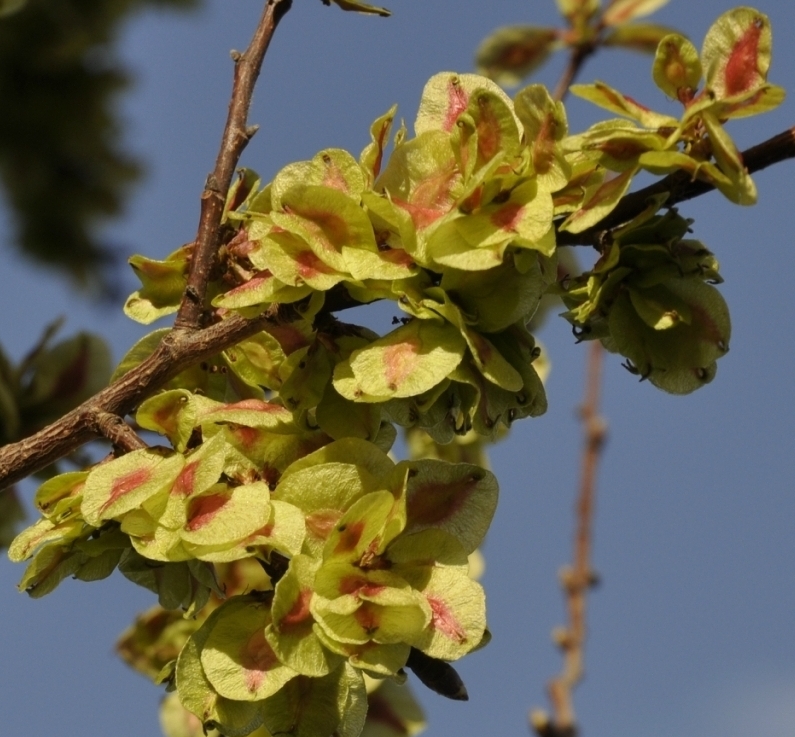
[552,42,596,103]
[558,124,795,247]
[93,412,149,453]
[532,341,606,737]
[0,306,290,491]
[175,0,293,330]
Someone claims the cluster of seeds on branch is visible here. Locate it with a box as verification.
[560,207,730,393]
[11,390,495,735]
[562,7,784,221]
[6,8,786,736]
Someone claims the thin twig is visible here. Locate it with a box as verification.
[0,306,291,491]
[175,0,293,330]
[532,341,606,737]
[558,124,795,247]
[92,412,148,453]
[552,43,595,103]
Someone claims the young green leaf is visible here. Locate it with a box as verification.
[602,0,670,27]
[603,22,679,53]
[653,34,702,101]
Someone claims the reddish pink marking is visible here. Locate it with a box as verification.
[428,596,467,643]
[497,31,554,67]
[391,197,443,231]
[691,304,725,345]
[227,228,257,257]
[607,0,648,24]
[472,333,493,365]
[268,324,311,356]
[396,162,460,231]
[294,249,334,279]
[353,603,381,635]
[226,271,274,295]
[597,139,648,160]
[383,337,421,390]
[372,120,391,178]
[152,401,179,436]
[490,201,523,232]
[533,114,556,173]
[379,247,415,268]
[240,628,278,693]
[229,424,260,450]
[443,79,470,131]
[339,575,386,598]
[570,171,631,223]
[228,177,254,212]
[280,588,313,628]
[724,20,763,96]
[475,96,501,163]
[172,461,198,497]
[99,466,153,514]
[293,207,350,253]
[599,83,651,113]
[306,509,342,541]
[334,519,366,554]
[185,492,229,531]
[621,93,651,112]
[248,521,274,540]
[390,158,460,232]
[225,399,282,412]
[321,158,350,193]
[407,476,476,526]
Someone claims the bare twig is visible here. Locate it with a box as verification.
[558,124,795,247]
[532,341,606,737]
[92,412,149,453]
[175,0,293,330]
[552,43,595,103]
[0,0,296,489]
[0,306,291,491]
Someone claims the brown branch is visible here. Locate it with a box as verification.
[92,412,148,453]
[552,43,595,103]
[558,124,795,247]
[174,0,293,330]
[0,0,296,490]
[0,306,291,491]
[532,341,606,737]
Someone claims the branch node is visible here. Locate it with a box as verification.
[245,123,260,139]
[184,285,201,303]
[230,49,242,62]
[93,412,148,454]
[204,173,221,193]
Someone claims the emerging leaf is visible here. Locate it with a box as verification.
[324,0,391,17]
[124,246,190,325]
[603,22,679,53]
[602,0,670,27]
[653,34,702,101]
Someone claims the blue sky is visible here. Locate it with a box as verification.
[1,1,794,736]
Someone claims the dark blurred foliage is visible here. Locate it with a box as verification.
[0,319,112,548]
[0,0,199,294]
